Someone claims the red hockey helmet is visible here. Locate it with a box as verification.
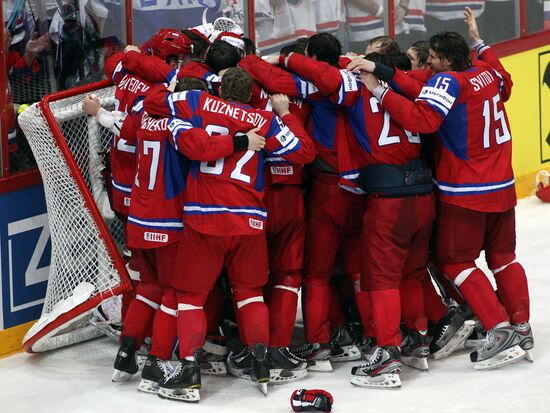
[143,28,192,61]
[536,170,550,202]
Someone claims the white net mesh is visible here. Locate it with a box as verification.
[18,85,130,352]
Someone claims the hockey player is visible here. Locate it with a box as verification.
[351,8,533,370]
[278,46,436,387]
[142,68,316,401]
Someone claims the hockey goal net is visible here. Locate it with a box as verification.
[18,80,133,353]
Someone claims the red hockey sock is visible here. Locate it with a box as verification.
[422,275,448,324]
[234,290,269,346]
[121,283,162,348]
[490,257,530,324]
[150,288,177,360]
[400,279,428,331]
[303,283,331,343]
[370,289,401,347]
[328,283,346,331]
[268,281,300,347]
[176,291,208,358]
[441,264,508,330]
[355,290,374,337]
[204,282,225,335]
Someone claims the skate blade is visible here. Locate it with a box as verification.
[137,379,159,394]
[473,345,526,370]
[524,350,534,363]
[433,320,475,360]
[306,359,333,372]
[112,369,134,382]
[157,387,200,402]
[201,361,227,375]
[401,356,429,371]
[270,368,308,385]
[350,373,401,389]
[331,345,362,362]
[257,381,268,396]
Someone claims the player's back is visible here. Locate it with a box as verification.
[427,60,515,211]
[127,111,186,250]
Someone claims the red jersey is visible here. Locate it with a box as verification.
[127,109,236,249]
[379,46,516,212]
[104,53,152,215]
[144,86,316,236]
[281,52,423,193]
[240,54,345,172]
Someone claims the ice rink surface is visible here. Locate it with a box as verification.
[0,196,549,413]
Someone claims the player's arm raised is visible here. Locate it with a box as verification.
[143,83,194,119]
[263,94,316,165]
[122,50,176,84]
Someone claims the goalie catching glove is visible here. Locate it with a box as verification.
[291,389,333,412]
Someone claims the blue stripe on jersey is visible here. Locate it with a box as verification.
[349,21,384,32]
[309,99,338,149]
[186,90,201,113]
[437,102,469,160]
[112,179,132,194]
[427,4,483,13]
[266,116,282,140]
[184,202,267,219]
[165,92,176,117]
[166,69,177,84]
[345,96,372,154]
[163,138,189,200]
[128,215,183,230]
[436,178,515,196]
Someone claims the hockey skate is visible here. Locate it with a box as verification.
[470,323,526,370]
[201,337,228,375]
[401,330,429,371]
[268,347,308,384]
[464,319,486,349]
[357,336,377,360]
[157,351,201,403]
[112,336,138,382]
[429,308,475,360]
[350,346,402,389]
[291,342,332,372]
[227,343,270,396]
[513,322,534,362]
[138,355,173,394]
[330,325,361,362]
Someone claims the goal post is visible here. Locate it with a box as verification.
[18,80,133,353]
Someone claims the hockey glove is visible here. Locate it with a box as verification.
[291,389,333,412]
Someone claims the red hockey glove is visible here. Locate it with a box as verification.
[291,389,333,412]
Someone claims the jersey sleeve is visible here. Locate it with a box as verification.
[380,72,460,134]
[284,53,362,106]
[167,118,234,162]
[121,51,177,84]
[262,114,316,165]
[475,45,513,102]
[143,84,196,119]
[239,54,321,100]
[388,68,430,100]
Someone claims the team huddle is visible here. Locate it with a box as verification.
[82,6,533,404]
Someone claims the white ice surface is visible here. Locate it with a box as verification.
[1,197,549,413]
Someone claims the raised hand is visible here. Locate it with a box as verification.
[464,6,481,42]
[271,94,290,117]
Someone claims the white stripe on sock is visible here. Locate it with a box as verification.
[491,260,517,274]
[454,267,477,288]
[236,296,264,309]
[160,304,177,316]
[136,294,160,310]
[273,285,299,295]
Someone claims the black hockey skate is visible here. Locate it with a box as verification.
[138,355,173,394]
[157,350,201,402]
[330,325,361,362]
[513,322,534,362]
[470,323,525,370]
[429,307,474,360]
[401,330,429,371]
[112,335,138,382]
[291,342,332,372]
[350,346,402,389]
[227,343,270,396]
[268,347,308,384]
